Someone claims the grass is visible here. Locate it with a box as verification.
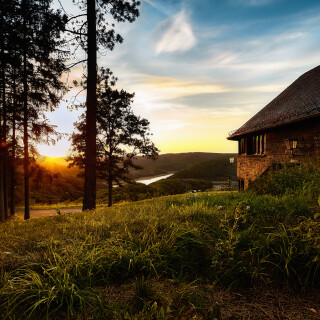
[1,188,320,319]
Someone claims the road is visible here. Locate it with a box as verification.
[16,208,82,218]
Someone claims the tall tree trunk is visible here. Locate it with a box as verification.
[83,0,97,211]
[0,11,5,221]
[23,47,30,220]
[10,73,16,216]
[108,177,112,207]
[0,157,4,222]
[22,0,30,220]
[108,156,113,207]
[3,73,8,219]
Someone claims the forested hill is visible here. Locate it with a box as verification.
[128,152,237,179]
[38,153,237,181]
[169,157,237,181]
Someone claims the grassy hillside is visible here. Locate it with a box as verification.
[1,162,320,320]
[98,179,213,204]
[170,157,237,181]
[128,152,237,179]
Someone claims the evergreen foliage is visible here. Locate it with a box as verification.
[0,0,67,220]
[68,69,158,207]
[65,0,141,210]
[170,157,237,181]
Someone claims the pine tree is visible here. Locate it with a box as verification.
[68,69,158,207]
[64,0,140,210]
[0,0,68,220]
[19,0,67,219]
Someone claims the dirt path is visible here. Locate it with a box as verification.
[16,208,82,218]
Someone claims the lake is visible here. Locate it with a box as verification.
[136,173,173,185]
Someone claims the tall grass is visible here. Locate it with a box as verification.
[1,182,320,318]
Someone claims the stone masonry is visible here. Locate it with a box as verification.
[237,117,320,189]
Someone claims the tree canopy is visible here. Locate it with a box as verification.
[68,69,159,206]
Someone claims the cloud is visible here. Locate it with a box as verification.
[132,75,228,107]
[155,9,196,54]
[232,0,279,6]
[155,119,187,131]
[170,91,277,110]
[197,28,315,85]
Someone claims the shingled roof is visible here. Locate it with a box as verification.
[228,65,320,140]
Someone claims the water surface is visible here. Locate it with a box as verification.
[136,173,173,185]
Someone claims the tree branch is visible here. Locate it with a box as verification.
[67,14,86,23]
[65,59,87,70]
[57,0,69,16]
[65,29,87,36]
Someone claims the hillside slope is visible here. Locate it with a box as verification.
[1,188,320,319]
[129,152,237,179]
[170,156,237,181]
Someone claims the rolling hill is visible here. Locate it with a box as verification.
[128,152,237,179]
[169,156,237,181]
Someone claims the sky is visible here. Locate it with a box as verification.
[39,0,320,157]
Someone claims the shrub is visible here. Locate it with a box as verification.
[252,158,320,198]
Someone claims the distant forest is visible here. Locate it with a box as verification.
[14,153,236,205]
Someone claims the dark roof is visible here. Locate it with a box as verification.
[228,65,320,140]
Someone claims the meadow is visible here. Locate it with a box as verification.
[1,163,320,320]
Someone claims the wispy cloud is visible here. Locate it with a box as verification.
[231,0,279,6]
[155,9,196,54]
[133,75,228,102]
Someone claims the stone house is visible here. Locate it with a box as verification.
[227,65,320,190]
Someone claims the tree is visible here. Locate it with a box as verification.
[0,0,68,221]
[64,0,140,210]
[68,69,159,207]
[19,0,67,219]
[0,0,22,221]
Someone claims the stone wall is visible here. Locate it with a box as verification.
[237,117,320,189]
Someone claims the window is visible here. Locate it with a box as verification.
[252,134,266,155]
[239,133,266,155]
[239,138,246,154]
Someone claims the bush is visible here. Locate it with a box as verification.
[252,158,320,198]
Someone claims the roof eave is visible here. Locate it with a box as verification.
[227,113,320,141]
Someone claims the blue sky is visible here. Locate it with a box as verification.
[41,0,320,156]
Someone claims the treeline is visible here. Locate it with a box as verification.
[170,157,237,181]
[128,152,236,179]
[0,0,146,221]
[97,179,213,204]
[14,161,83,205]
[0,0,67,220]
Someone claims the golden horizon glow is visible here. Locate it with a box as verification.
[38,155,69,165]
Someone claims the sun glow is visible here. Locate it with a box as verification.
[37,139,72,158]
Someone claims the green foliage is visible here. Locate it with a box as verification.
[14,161,83,205]
[170,157,237,181]
[14,153,237,207]
[103,183,154,203]
[128,152,237,180]
[68,68,159,206]
[1,180,320,318]
[252,159,320,198]
[97,180,213,205]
